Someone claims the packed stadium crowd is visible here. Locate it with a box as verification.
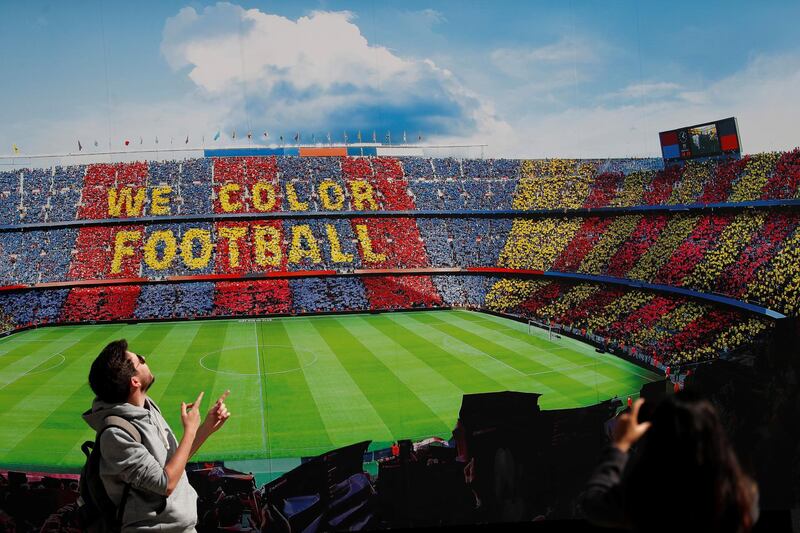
[1,150,798,224]
[0,151,798,371]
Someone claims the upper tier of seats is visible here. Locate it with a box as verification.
[0,151,798,225]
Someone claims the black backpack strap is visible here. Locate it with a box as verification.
[99,415,143,526]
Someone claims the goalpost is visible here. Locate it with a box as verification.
[528,318,562,341]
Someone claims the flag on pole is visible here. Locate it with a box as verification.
[213,130,220,141]
[372,131,377,143]
[357,131,362,143]
[94,140,99,147]
[263,131,269,139]
[386,131,391,144]
[185,135,189,144]
[78,140,83,151]
[279,135,284,144]
[124,140,130,146]
[403,131,407,143]
[155,136,159,145]
[139,137,143,145]
[12,144,20,154]
[294,132,300,142]
[232,130,236,139]
[247,131,252,140]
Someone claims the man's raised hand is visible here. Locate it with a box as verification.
[202,390,231,433]
[181,391,204,435]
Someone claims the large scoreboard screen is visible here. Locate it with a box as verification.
[659,117,741,161]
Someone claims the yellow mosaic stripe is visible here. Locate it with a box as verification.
[628,301,707,347]
[669,161,711,205]
[673,317,771,364]
[745,226,800,316]
[485,279,550,311]
[489,158,596,310]
[683,212,765,291]
[512,159,595,210]
[610,171,651,207]
[498,217,585,270]
[586,290,653,331]
[577,214,642,275]
[626,214,699,281]
[728,152,781,202]
[537,283,600,320]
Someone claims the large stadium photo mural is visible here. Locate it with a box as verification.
[0,154,797,476]
[1,0,800,529]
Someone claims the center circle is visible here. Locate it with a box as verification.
[199,344,317,376]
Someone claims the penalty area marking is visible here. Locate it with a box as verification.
[0,352,66,391]
[198,345,318,376]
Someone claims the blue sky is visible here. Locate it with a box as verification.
[1,1,799,157]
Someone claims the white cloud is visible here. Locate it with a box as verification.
[414,8,446,27]
[2,2,506,157]
[162,6,410,94]
[158,2,498,138]
[490,38,600,78]
[607,82,683,100]
[484,52,800,158]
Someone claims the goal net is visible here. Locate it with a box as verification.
[528,318,562,341]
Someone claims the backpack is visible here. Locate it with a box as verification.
[78,415,142,532]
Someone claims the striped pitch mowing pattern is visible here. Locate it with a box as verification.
[0,310,660,472]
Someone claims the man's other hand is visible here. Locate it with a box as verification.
[181,391,204,436]
[202,390,231,433]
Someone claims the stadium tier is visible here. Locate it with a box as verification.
[1,152,799,370]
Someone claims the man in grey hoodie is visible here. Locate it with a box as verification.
[82,339,231,532]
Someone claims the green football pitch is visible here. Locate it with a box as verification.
[0,310,660,474]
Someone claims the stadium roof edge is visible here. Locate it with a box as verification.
[0,143,489,161]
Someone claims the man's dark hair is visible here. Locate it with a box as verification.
[88,339,136,403]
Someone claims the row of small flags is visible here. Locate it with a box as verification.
[10,131,424,154]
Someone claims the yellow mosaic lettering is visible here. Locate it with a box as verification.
[107,187,146,217]
[180,228,212,269]
[350,180,378,210]
[252,181,277,212]
[325,224,353,263]
[218,226,248,268]
[288,224,322,264]
[286,182,309,211]
[219,184,242,212]
[110,230,141,274]
[319,180,345,210]
[143,230,178,270]
[254,225,282,267]
[149,186,172,216]
[355,224,386,263]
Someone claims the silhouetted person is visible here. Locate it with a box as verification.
[580,392,758,533]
